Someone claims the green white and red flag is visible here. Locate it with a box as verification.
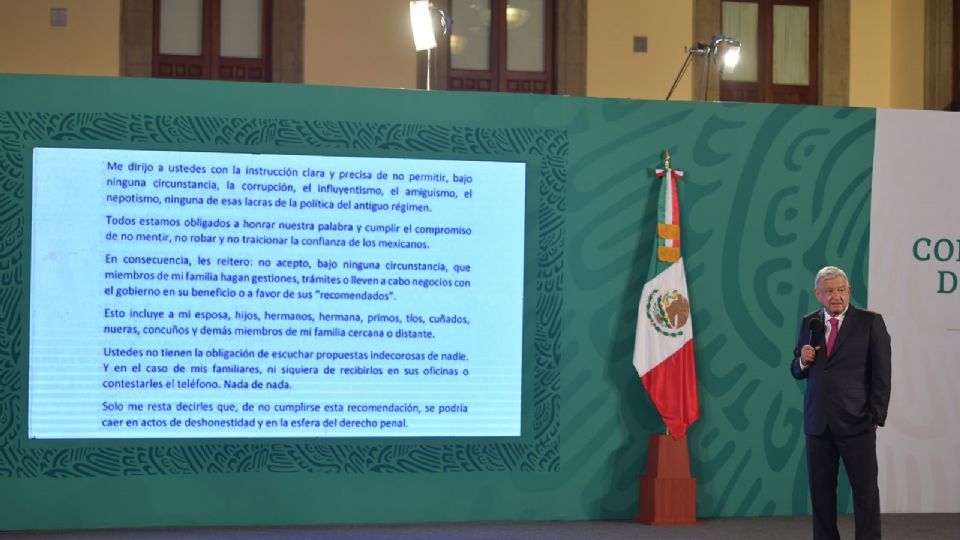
[632,154,700,438]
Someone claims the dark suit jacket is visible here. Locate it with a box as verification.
[790,305,892,436]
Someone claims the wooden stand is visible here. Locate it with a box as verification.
[636,433,697,525]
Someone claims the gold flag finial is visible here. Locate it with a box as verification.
[663,150,671,169]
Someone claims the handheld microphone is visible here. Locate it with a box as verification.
[807,318,822,347]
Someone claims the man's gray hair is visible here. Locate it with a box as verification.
[815,266,849,290]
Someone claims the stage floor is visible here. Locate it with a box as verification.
[2,513,957,540]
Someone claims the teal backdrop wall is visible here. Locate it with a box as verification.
[0,75,875,531]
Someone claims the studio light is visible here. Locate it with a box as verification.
[409,1,452,90]
[665,34,742,101]
[717,36,741,72]
[410,0,436,51]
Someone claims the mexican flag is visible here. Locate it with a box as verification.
[632,158,700,438]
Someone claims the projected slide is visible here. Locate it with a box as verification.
[29,148,525,439]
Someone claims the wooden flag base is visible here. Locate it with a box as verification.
[636,433,697,525]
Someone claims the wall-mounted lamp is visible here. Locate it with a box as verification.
[665,34,741,101]
[409,1,452,90]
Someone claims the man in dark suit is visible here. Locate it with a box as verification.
[791,266,891,540]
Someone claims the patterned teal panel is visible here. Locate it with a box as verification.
[560,100,874,518]
[0,75,877,529]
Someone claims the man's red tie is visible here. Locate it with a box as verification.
[826,317,839,356]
